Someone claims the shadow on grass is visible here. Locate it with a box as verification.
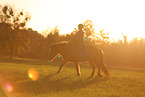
[0,57,49,66]
[0,57,91,69]
[13,73,108,94]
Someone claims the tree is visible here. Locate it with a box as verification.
[27,28,45,59]
[83,19,109,45]
[0,5,31,58]
[83,19,95,39]
[0,23,11,55]
[45,26,61,45]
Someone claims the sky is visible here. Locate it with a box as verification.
[1,0,145,41]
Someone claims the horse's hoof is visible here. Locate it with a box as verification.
[56,71,60,74]
[87,76,93,79]
[98,74,103,77]
[77,74,81,76]
[106,73,110,77]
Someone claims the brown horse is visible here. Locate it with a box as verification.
[48,41,110,77]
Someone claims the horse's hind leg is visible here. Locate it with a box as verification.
[57,60,67,74]
[89,62,96,78]
[95,61,103,77]
[74,62,81,76]
[97,65,103,77]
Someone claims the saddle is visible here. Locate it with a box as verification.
[71,43,88,59]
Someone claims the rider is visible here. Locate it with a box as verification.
[72,24,85,59]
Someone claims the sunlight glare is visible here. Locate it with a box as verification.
[1,0,145,42]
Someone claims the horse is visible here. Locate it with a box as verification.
[48,41,110,78]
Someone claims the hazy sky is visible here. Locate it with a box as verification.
[1,0,145,41]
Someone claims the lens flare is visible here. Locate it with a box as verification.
[58,55,61,58]
[5,83,13,92]
[48,60,52,63]
[84,38,87,42]
[27,68,39,81]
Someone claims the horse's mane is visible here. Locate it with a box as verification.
[50,41,69,48]
[59,41,69,43]
[51,41,69,45]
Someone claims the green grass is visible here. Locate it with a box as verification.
[0,58,145,97]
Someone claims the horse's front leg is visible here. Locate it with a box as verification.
[57,60,67,74]
[74,62,81,76]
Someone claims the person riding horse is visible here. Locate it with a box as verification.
[71,24,85,59]
[48,24,110,77]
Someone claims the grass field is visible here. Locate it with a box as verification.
[0,58,145,97]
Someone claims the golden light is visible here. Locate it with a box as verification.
[27,68,39,81]
[1,0,145,42]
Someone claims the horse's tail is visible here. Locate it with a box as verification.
[100,60,110,76]
[96,50,110,76]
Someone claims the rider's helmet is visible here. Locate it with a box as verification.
[78,24,84,29]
